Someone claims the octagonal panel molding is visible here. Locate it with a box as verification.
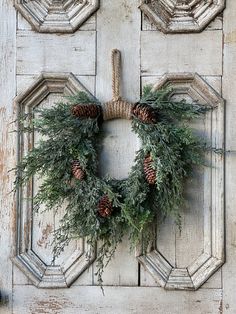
[14,0,99,33]
[137,73,225,290]
[140,0,225,33]
[13,73,96,288]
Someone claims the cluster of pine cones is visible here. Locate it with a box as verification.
[132,104,158,184]
[97,153,157,219]
[71,156,156,219]
[71,102,157,219]
[71,102,158,124]
[71,161,113,218]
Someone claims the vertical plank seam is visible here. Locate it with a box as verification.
[138,6,142,287]
[222,10,226,296]
[92,9,98,287]
[12,5,18,314]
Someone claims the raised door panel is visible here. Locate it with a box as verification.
[13,73,96,288]
[139,0,225,33]
[14,0,100,33]
[138,73,224,290]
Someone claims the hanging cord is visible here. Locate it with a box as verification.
[112,49,122,101]
[102,49,134,121]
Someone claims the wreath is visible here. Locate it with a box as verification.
[15,50,213,286]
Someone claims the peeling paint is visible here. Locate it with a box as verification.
[29,295,73,314]
[225,31,236,44]
[219,299,223,314]
[37,224,53,249]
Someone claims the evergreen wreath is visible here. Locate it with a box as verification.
[15,50,214,287]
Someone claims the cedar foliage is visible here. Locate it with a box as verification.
[15,87,213,287]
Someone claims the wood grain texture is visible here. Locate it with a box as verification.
[0,0,231,312]
[176,75,223,274]
[14,0,99,33]
[12,286,223,314]
[139,73,224,290]
[16,75,96,96]
[13,73,96,288]
[139,0,225,33]
[17,11,97,32]
[94,0,141,286]
[16,30,96,75]
[222,1,236,313]
[0,0,16,311]
[142,14,223,32]
[14,75,96,288]
[141,30,223,76]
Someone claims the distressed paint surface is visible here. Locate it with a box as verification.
[0,0,235,313]
[13,286,223,314]
[141,30,223,76]
[222,0,236,313]
[13,73,96,288]
[16,30,96,75]
[0,0,16,311]
[14,0,99,33]
[94,0,141,286]
[139,0,225,33]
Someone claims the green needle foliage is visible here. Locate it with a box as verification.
[15,87,214,287]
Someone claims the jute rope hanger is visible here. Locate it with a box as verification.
[102,49,134,121]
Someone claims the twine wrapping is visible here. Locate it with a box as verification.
[103,99,134,121]
[102,49,134,121]
[111,49,122,102]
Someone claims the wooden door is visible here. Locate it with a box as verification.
[0,0,235,313]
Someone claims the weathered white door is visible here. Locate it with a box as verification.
[0,0,235,313]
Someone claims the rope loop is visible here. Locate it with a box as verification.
[102,49,135,121]
[111,49,122,102]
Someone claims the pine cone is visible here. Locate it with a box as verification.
[71,103,101,119]
[71,160,85,180]
[144,155,156,185]
[98,195,113,218]
[132,103,157,124]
